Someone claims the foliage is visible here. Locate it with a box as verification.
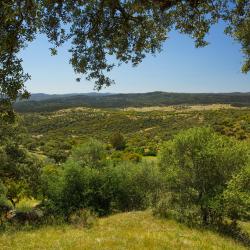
[41,141,163,217]
[1,1,250,119]
[0,142,42,207]
[102,162,164,212]
[60,163,106,215]
[40,140,72,163]
[157,127,249,225]
[122,152,142,163]
[69,139,107,168]
[223,165,250,221]
[17,106,250,161]
[110,132,126,150]
[0,115,27,144]
[0,181,11,218]
[110,151,142,164]
[40,164,63,205]
[1,103,250,243]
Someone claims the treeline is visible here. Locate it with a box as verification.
[14,92,250,112]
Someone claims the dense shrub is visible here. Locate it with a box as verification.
[110,133,126,150]
[69,139,107,168]
[41,140,72,163]
[123,152,142,163]
[60,163,110,216]
[39,139,162,217]
[0,144,43,207]
[143,145,157,156]
[0,181,7,203]
[223,165,250,221]
[156,127,249,225]
[9,208,44,225]
[102,162,163,212]
[110,151,142,164]
[41,151,163,217]
[109,150,124,164]
[40,164,63,206]
[0,182,12,223]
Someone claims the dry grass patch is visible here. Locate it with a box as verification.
[122,104,240,112]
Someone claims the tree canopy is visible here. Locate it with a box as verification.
[0,0,249,116]
[158,127,249,225]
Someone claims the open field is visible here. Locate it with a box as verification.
[1,211,249,250]
[122,104,242,112]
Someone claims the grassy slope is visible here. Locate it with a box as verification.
[0,211,248,250]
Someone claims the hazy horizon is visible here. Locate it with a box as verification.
[30,90,250,95]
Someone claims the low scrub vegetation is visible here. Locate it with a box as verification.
[19,107,250,163]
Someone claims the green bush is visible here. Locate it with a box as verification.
[41,140,72,163]
[0,143,43,207]
[157,127,249,225]
[123,152,142,163]
[42,158,163,217]
[143,146,157,156]
[110,133,126,150]
[0,181,12,223]
[69,139,107,168]
[110,151,142,164]
[66,162,162,215]
[40,164,63,202]
[223,165,250,221]
[60,163,110,216]
[109,150,123,164]
[102,162,163,212]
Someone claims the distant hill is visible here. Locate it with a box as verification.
[14,92,250,112]
[27,92,113,101]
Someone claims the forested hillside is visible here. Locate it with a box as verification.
[14,92,250,112]
[20,106,250,163]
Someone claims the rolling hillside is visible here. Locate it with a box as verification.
[14,92,250,113]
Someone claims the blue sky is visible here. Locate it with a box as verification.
[20,22,250,94]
